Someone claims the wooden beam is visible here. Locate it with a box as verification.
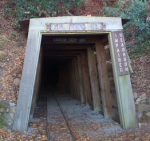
[30,47,43,119]
[71,60,77,98]
[43,54,78,57]
[87,47,102,111]
[95,41,113,118]
[42,36,102,44]
[43,45,91,50]
[73,58,81,101]
[68,62,75,97]
[77,55,85,103]
[43,51,86,54]
[13,31,42,131]
[81,52,92,107]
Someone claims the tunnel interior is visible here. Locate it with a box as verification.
[31,34,120,122]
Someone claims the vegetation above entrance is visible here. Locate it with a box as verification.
[103,0,150,54]
[4,0,84,25]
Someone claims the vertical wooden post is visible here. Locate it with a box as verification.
[108,33,137,129]
[95,41,113,118]
[87,47,102,111]
[73,58,81,101]
[81,52,92,107]
[66,64,70,93]
[77,55,85,103]
[30,48,43,119]
[13,31,42,131]
[70,61,76,98]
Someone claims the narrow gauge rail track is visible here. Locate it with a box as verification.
[47,90,76,141]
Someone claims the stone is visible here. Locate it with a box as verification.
[135,93,147,104]
[13,78,21,87]
[140,100,147,104]
[10,113,14,119]
[146,98,150,104]
[6,108,9,112]
[9,103,15,107]
[7,122,12,126]
[146,112,150,117]
[140,92,147,98]
[138,104,150,112]
[0,108,4,112]
[139,123,147,128]
[137,112,143,119]
[133,92,138,99]
[10,108,15,113]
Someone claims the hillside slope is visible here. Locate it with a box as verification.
[0,0,150,140]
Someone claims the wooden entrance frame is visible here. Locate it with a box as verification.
[13,17,137,131]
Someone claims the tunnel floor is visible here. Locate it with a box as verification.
[28,88,124,141]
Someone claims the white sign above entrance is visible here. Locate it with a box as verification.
[45,23,107,32]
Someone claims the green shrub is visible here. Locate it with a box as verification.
[4,0,84,27]
[103,0,150,54]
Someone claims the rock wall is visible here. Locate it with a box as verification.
[134,92,150,123]
[0,102,16,129]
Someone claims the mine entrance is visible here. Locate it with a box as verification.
[13,17,137,132]
[30,34,121,139]
[33,34,119,120]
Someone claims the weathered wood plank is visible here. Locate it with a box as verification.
[95,41,113,118]
[30,48,43,119]
[73,58,81,101]
[77,55,85,103]
[71,60,77,98]
[108,32,137,129]
[69,62,75,97]
[87,47,102,111]
[65,64,70,93]
[13,31,42,131]
[81,52,92,107]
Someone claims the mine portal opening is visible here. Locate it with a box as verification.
[32,34,120,124]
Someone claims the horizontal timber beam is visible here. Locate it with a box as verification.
[42,36,105,44]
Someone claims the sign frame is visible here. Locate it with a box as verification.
[45,23,107,32]
[112,31,130,75]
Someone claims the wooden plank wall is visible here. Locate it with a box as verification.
[95,41,113,118]
[87,47,102,111]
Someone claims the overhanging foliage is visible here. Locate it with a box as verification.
[4,0,84,26]
[103,0,150,54]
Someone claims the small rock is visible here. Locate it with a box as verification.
[135,93,147,104]
[147,98,150,104]
[13,78,20,87]
[138,104,150,112]
[133,92,138,99]
[9,103,15,107]
[6,108,9,112]
[10,113,14,119]
[137,112,143,119]
[10,108,15,113]
[140,100,147,104]
[139,123,147,128]
[7,122,12,126]
[0,108,4,112]
[146,112,150,117]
